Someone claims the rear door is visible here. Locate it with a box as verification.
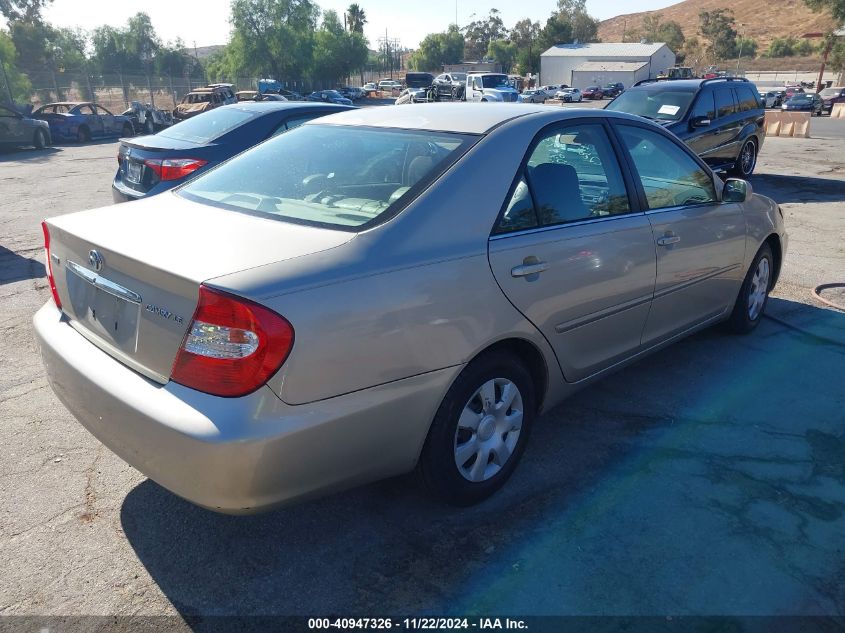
[711,87,743,163]
[488,120,656,382]
[95,106,118,135]
[614,122,746,344]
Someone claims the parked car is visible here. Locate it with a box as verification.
[606,77,766,177]
[338,86,364,101]
[581,85,605,100]
[603,83,625,98]
[237,91,288,103]
[783,86,805,101]
[518,88,551,103]
[378,79,402,92]
[781,93,823,116]
[32,102,135,142]
[121,101,174,135]
[432,72,468,100]
[307,90,353,105]
[112,102,354,203]
[362,82,379,96]
[36,104,786,513]
[819,86,845,114]
[554,87,582,102]
[395,88,428,105]
[0,103,51,149]
[759,90,783,108]
[173,85,237,121]
[465,73,519,102]
[236,90,259,101]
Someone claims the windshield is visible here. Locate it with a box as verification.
[158,108,257,144]
[788,95,811,101]
[179,124,475,230]
[185,93,212,104]
[605,88,695,122]
[481,75,510,88]
[452,73,467,82]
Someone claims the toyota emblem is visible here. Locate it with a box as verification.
[88,249,104,272]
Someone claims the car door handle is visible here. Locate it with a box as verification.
[657,235,681,246]
[511,261,549,277]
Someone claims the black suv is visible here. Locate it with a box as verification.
[605,78,765,177]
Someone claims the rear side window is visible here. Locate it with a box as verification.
[735,86,759,112]
[715,89,736,118]
[617,125,717,211]
[495,123,630,233]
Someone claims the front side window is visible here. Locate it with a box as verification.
[180,125,475,230]
[617,125,717,211]
[495,123,630,234]
[75,105,95,115]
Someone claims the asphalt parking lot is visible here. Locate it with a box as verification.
[1,110,844,624]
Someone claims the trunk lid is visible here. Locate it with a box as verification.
[45,193,354,383]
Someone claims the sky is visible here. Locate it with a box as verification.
[32,0,680,50]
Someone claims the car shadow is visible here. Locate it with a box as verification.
[120,297,845,620]
[0,146,61,163]
[751,173,845,203]
[0,244,45,285]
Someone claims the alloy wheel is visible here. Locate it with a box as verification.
[740,141,756,176]
[453,378,523,483]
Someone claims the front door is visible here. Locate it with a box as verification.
[488,121,656,382]
[0,105,24,144]
[615,123,747,344]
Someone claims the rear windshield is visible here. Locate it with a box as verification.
[158,107,257,143]
[605,88,695,122]
[178,124,476,230]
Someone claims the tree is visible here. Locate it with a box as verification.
[638,14,685,53]
[0,30,32,102]
[764,37,797,57]
[408,24,463,71]
[510,18,540,74]
[735,35,757,59]
[537,14,573,52]
[487,39,516,73]
[312,9,368,84]
[681,36,705,69]
[699,9,737,61]
[0,0,51,23]
[463,9,507,60]
[229,0,320,80]
[346,3,366,34]
[803,0,845,23]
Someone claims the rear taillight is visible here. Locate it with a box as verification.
[143,158,208,181]
[41,221,62,309]
[171,285,294,397]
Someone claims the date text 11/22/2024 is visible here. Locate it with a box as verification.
[307,618,529,630]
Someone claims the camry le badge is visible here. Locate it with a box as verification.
[88,250,104,272]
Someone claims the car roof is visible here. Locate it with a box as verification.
[43,102,92,107]
[305,102,647,135]
[217,102,354,114]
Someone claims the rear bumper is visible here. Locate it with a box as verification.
[112,175,176,203]
[34,303,455,513]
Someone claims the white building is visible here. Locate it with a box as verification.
[540,42,676,90]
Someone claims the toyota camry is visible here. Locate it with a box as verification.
[35,104,787,513]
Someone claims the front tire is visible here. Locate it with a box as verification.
[33,129,46,150]
[727,243,773,334]
[419,351,536,506]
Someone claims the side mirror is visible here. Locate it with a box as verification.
[723,178,753,203]
[690,116,711,128]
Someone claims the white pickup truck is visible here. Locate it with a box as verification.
[465,73,520,103]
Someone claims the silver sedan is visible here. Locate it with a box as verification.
[35,104,787,513]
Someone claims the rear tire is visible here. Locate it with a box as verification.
[33,129,46,150]
[419,351,536,506]
[726,243,773,334]
[732,138,757,178]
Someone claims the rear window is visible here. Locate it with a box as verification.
[158,108,258,143]
[178,124,476,231]
[604,88,695,122]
